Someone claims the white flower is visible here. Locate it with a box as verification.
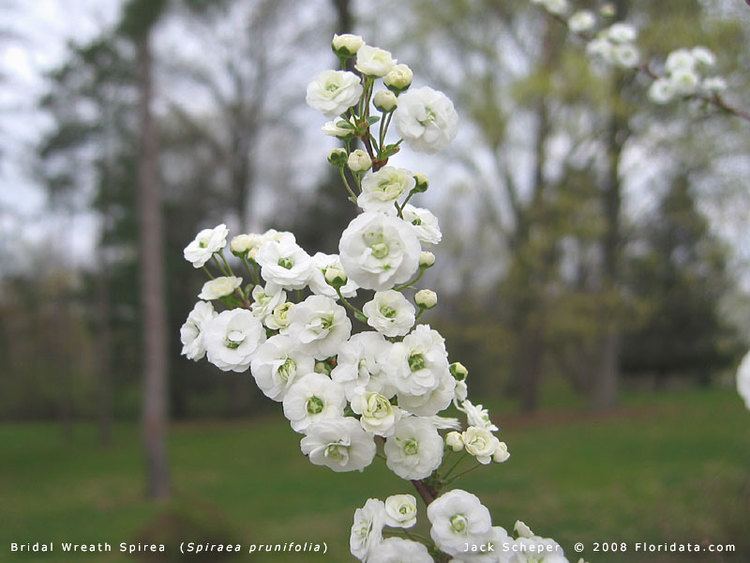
[415,289,438,309]
[308,252,358,299]
[543,0,569,16]
[322,117,356,137]
[389,324,449,396]
[691,46,716,67]
[339,212,421,291]
[349,498,386,561]
[368,538,431,563]
[357,166,416,214]
[180,301,217,361]
[606,22,636,43]
[568,10,595,33]
[301,417,376,473]
[428,489,492,557]
[455,380,468,403]
[183,224,229,268]
[332,33,364,56]
[282,372,346,432]
[702,77,727,94]
[649,78,675,105]
[737,351,750,410]
[398,372,455,417]
[255,237,312,290]
[461,400,499,432]
[250,335,315,401]
[351,390,401,436]
[665,49,696,73]
[331,332,396,399]
[198,276,242,300]
[265,301,294,331]
[670,68,700,96]
[430,415,461,430]
[250,283,287,321]
[394,86,459,154]
[384,416,443,480]
[402,204,442,244]
[586,37,614,63]
[515,536,567,561]
[613,43,639,68]
[493,441,510,463]
[363,290,416,338]
[230,233,264,257]
[306,70,363,117]
[204,309,266,372]
[373,90,398,112]
[462,426,501,465]
[286,295,352,360]
[445,431,463,452]
[355,45,396,77]
[384,494,418,528]
[514,520,534,539]
[383,63,413,91]
[348,149,372,173]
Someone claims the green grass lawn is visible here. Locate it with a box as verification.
[2,387,749,562]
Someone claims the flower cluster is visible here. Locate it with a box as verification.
[648,48,725,105]
[181,34,568,561]
[532,0,741,119]
[351,490,567,562]
[585,23,640,69]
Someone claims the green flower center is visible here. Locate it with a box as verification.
[277,358,296,382]
[411,217,422,226]
[278,257,294,270]
[403,438,419,456]
[306,396,325,415]
[419,107,437,126]
[225,330,246,350]
[408,353,426,372]
[371,242,389,259]
[325,82,340,93]
[380,305,397,319]
[450,514,468,534]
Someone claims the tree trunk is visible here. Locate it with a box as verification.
[514,21,554,413]
[136,31,170,500]
[96,265,113,447]
[591,0,629,411]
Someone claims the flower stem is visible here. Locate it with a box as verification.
[445,462,483,485]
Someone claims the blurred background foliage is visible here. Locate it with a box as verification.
[1,0,750,560]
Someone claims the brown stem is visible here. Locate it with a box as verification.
[410,479,439,505]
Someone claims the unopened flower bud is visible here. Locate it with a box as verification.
[384,63,413,92]
[413,173,429,192]
[328,147,348,166]
[445,431,464,452]
[314,361,330,375]
[419,251,435,268]
[415,289,437,309]
[449,362,468,381]
[373,90,398,112]
[324,265,348,287]
[493,442,510,463]
[332,33,364,57]
[347,149,372,173]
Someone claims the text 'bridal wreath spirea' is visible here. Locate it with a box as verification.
[181,34,572,562]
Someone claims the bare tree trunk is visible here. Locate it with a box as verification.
[136,31,170,500]
[96,264,113,447]
[514,22,554,413]
[591,0,629,411]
